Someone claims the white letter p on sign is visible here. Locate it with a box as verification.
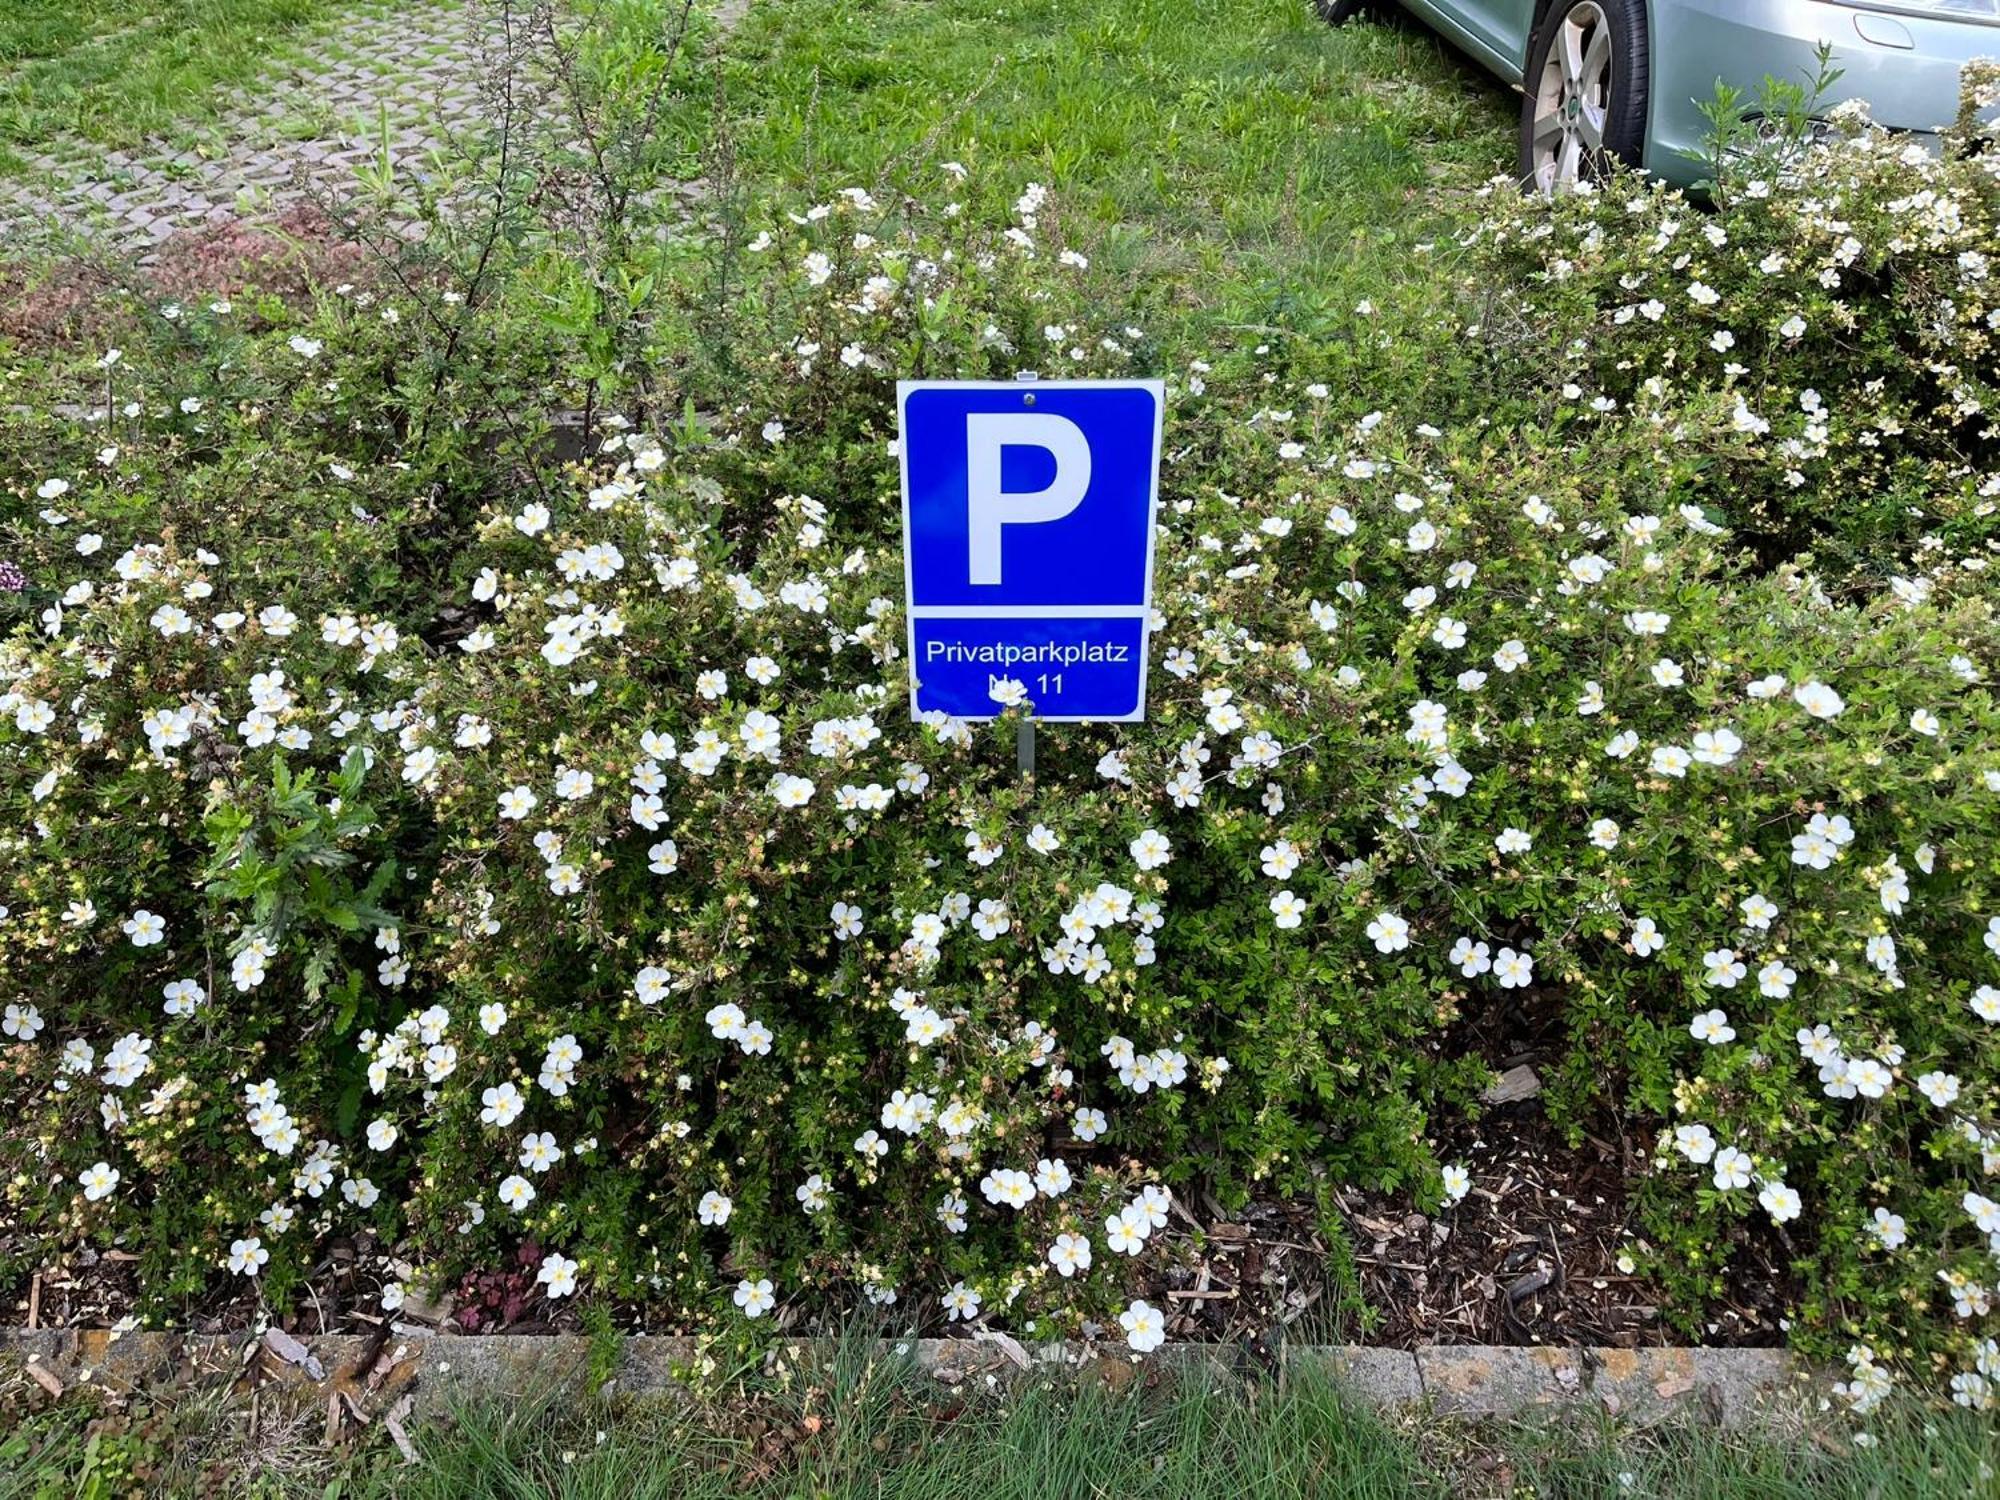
[965,412,1091,586]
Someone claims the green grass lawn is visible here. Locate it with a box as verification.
[710,0,1514,326]
[5,1349,1995,1499]
[0,0,453,169]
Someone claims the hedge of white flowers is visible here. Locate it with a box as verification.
[2,90,1997,1402]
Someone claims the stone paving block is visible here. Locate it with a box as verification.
[0,0,514,253]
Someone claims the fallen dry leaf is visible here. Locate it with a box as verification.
[263,1326,326,1381]
[24,1361,63,1398]
[971,1330,1031,1370]
[384,1391,418,1463]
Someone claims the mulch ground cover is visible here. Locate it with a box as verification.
[7,979,1793,1352]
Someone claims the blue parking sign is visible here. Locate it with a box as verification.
[898,379,1164,723]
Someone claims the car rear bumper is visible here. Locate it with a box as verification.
[1647,0,2000,185]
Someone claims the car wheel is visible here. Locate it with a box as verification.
[1518,0,1647,193]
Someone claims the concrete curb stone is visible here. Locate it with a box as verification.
[0,1329,1803,1428]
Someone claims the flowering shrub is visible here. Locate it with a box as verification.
[1467,68,2000,594]
[2,102,1998,1403]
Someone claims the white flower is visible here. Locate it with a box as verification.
[1104,1209,1150,1256]
[1049,1233,1093,1278]
[979,1168,1035,1210]
[1629,917,1664,956]
[1119,1299,1167,1354]
[498,1175,536,1210]
[770,773,816,808]
[1758,1180,1802,1224]
[519,1131,563,1173]
[1793,680,1845,719]
[1269,890,1306,929]
[1711,1147,1753,1191]
[1757,961,1796,1000]
[1964,1192,2000,1237]
[538,1253,579,1298]
[1648,746,1691,778]
[1689,1009,1735,1045]
[1847,1057,1893,1099]
[481,1083,527,1127]
[1129,828,1172,870]
[1868,1207,1907,1250]
[1917,1072,1960,1108]
[1702,948,1746,988]
[1492,947,1534,988]
[734,1277,777,1318]
[1691,728,1741,767]
[1673,1124,1716,1164]
[80,1161,121,1201]
[1449,937,1491,976]
[121,909,166,947]
[1971,986,2000,1024]
[941,1280,982,1321]
[1441,1164,1471,1203]
[1741,894,1779,929]
[1365,910,1409,953]
[228,1237,270,1275]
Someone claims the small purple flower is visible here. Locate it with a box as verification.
[0,561,27,592]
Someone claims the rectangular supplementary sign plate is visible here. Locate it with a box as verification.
[897,378,1165,723]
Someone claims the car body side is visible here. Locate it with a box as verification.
[1395,0,2000,186]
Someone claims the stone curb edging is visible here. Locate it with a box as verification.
[1,1329,1805,1430]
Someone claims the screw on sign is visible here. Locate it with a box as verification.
[897,379,1165,729]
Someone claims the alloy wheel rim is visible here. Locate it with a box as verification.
[1530,2,1612,195]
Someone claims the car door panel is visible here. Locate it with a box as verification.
[1401,0,1536,83]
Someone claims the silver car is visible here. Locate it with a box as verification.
[1323,1,2000,189]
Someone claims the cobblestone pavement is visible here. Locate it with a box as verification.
[0,2,500,259]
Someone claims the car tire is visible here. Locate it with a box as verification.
[1315,0,1398,25]
[1518,0,1648,193]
